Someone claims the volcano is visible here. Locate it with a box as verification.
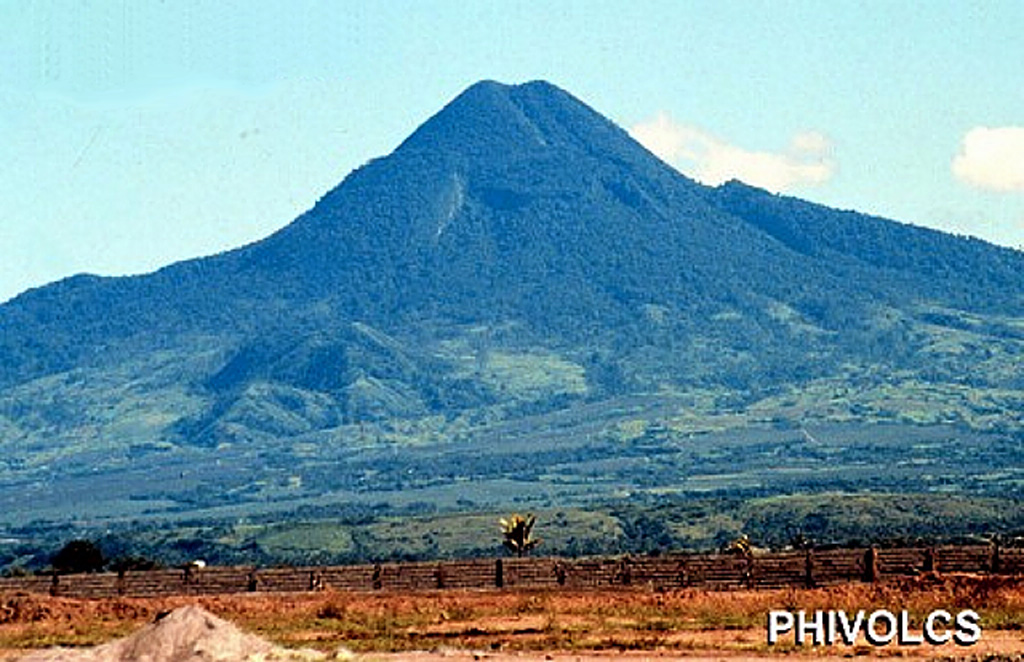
[1,80,1022,533]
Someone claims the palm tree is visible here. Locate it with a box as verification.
[500,513,541,557]
[724,534,752,556]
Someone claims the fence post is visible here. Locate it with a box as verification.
[863,547,878,583]
[618,557,633,586]
[923,547,936,573]
[495,559,504,588]
[676,558,691,588]
[553,561,567,586]
[182,565,195,594]
[804,550,815,588]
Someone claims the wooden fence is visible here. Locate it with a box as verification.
[2,545,1022,599]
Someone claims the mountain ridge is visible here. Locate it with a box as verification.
[2,80,1023,531]
[3,79,1023,385]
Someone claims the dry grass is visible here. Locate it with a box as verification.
[2,574,1024,657]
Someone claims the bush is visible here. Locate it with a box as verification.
[52,539,105,574]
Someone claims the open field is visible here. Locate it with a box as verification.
[3,575,1024,660]
[8,426,1024,574]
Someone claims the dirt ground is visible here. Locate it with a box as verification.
[352,629,1024,662]
[2,574,1023,661]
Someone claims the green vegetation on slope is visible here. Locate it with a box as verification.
[1,81,1023,565]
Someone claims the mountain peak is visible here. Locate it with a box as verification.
[394,79,555,159]
[393,79,640,165]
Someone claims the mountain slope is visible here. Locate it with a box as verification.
[713,180,1024,311]
[6,80,1021,386]
[1,80,1023,529]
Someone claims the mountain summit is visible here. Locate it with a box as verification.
[395,80,657,164]
[1,81,1023,525]
[243,78,729,328]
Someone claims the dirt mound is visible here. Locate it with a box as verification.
[17,605,347,662]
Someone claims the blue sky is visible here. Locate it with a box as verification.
[2,1,1022,303]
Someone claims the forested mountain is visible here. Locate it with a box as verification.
[2,80,1023,535]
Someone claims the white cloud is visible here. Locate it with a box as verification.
[629,112,835,193]
[952,126,1024,192]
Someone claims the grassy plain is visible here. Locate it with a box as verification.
[3,575,1024,658]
